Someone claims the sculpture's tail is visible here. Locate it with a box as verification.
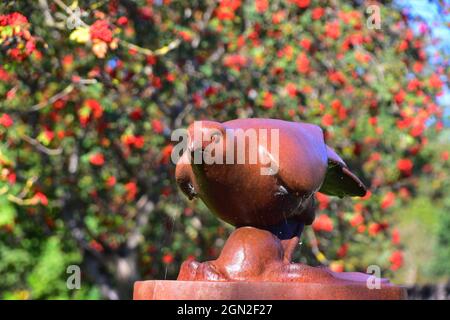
[319,146,367,198]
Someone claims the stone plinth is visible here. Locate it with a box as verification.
[133,280,407,300]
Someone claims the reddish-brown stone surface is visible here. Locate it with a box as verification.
[133,280,406,300]
[177,227,337,282]
[134,227,406,299]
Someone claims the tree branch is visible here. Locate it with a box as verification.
[21,134,63,156]
[127,194,155,250]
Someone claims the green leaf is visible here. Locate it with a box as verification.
[0,195,16,227]
[27,237,66,299]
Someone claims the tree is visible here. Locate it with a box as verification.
[0,0,448,299]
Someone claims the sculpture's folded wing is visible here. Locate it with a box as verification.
[276,123,329,196]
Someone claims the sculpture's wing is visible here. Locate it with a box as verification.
[276,123,329,195]
[318,146,367,198]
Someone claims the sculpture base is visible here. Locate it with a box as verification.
[133,280,406,300]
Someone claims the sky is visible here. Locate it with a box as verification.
[395,0,450,114]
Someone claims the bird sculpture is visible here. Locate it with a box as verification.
[175,118,368,281]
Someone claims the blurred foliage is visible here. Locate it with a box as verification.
[0,0,448,299]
